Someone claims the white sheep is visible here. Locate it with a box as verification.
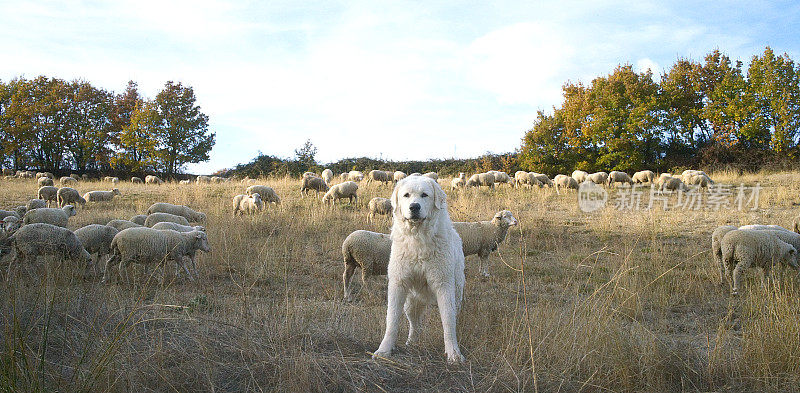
[721,229,798,295]
[451,173,467,189]
[22,206,76,228]
[465,173,495,188]
[7,223,91,276]
[131,177,143,184]
[514,171,529,188]
[322,181,359,205]
[246,185,281,204]
[586,172,608,184]
[530,173,554,187]
[606,171,633,187]
[301,176,329,197]
[453,210,518,277]
[144,212,191,227]
[26,199,47,211]
[37,186,59,207]
[196,175,212,184]
[74,224,120,270]
[36,172,54,179]
[84,189,121,202]
[59,176,78,186]
[130,215,147,225]
[56,187,86,208]
[367,170,392,185]
[151,222,206,232]
[321,169,334,184]
[146,202,207,223]
[145,175,164,185]
[657,176,688,192]
[0,210,20,221]
[555,175,579,191]
[38,177,54,187]
[107,219,143,231]
[571,170,589,183]
[632,170,655,184]
[368,197,392,222]
[711,225,738,282]
[110,177,120,185]
[393,171,407,183]
[341,230,391,301]
[233,193,264,215]
[684,173,713,187]
[103,227,211,283]
[347,171,364,182]
[179,179,190,185]
[3,216,20,234]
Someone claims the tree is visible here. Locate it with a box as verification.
[112,100,159,173]
[294,139,317,167]
[152,81,214,177]
[63,80,113,171]
[747,47,800,155]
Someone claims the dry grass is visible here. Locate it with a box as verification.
[2,171,800,392]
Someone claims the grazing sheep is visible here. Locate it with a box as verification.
[179,179,190,185]
[196,175,212,184]
[492,171,512,186]
[146,202,206,223]
[36,172,54,179]
[246,185,281,204]
[571,170,589,183]
[721,229,798,295]
[38,177,54,187]
[301,176,329,197]
[739,224,792,232]
[555,175,579,191]
[56,187,86,208]
[3,216,20,234]
[681,170,712,184]
[151,222,206,232]
[466,173,495,188]
[451,173,467,189]
[712,225,738,282]
[302,172,316,179]
[130,215,147,225]
[632,170,656,184]
[684,173,713,188]
[37,186,59,207]
[145,175,164,185]
[347,171,364,182]
[530,173,554,187]
[110,177,120,185]
[26,199,47,211]
[393,171,407,183]
[7,223,91,275]
[341,230,391,300]
[368,197,392,221]
[22,206,76,228]
[107,219,143,231]
[131,177,143,184]
[84,189,121,202]
[74,224,119,268]
[322,181,359,205]
[103,227,211,283]
[144,212,191,227]
[514,171,529,188]
[657,176,688,192]
[423,172,439,181]
[321,169,334,184]
[233,193,264,215]
[586,172,608,184]
[408,172,422,177]
[60,176,78,186]
[453,210,519,277]
[606,171,633,187]
[367,170,392,185]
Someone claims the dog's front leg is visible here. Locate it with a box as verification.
[373,280,407,359]
[435,286,465,364]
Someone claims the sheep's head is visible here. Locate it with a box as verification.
[112,188,121,195]
[191,231,212,253]
[492,211,518,227]
[780,243,799,270]
[194,211,207,222]
[63,205,77,217]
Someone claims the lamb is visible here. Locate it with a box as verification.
[451,173,467,189]
[586,172,608,184]
[233,193,264,215]
[571,170,589,183]
[453,210,519,277]
[301,176,330,197]
[130,215,147,225]
[107,219,143,231]
[721,229,798,295]
[145,175,164,185]
[322,181,359,205]
[59,176,78,186]
[606,171,633,187]
[7,223,91,276]
[56,187,86,208]
[196,175,212,184]
[103,227,211,283]
[144,212,191,227]
[26,199,47,211]
[341,230,391,301]
[131,177,143,184]
[246,185,281,204]
[38,177,54,187]
[74,224,120,269]
[84,189,121,202]
[393,171,406,183]
[151,222,206,232]
[146,202,207,223]
[368,197,392,221]
[632,170,656,184]
[37,186,59,207]
[465,173,495,188]
[711,225,738,282]
[423,172,439,181]
[22,206,76,228]
[555,175,579,191]
[347,171,364,182]
[321,169,334,184]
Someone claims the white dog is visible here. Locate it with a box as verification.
[373,176,466,364]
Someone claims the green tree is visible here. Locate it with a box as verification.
[747,47,800,154]
[294,139,317,167]
[63,80,113,171]
[113,100,159,172]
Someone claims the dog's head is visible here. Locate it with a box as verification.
[391,176,447,226]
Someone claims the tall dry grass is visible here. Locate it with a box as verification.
[1,170,800,391]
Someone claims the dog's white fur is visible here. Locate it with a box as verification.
[373,176,466,364]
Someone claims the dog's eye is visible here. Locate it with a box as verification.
[421,193,428,197]
[403,193,410,198]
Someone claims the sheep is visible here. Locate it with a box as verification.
[145,175,164,185]
[367,170,392,185]
[368,197,392,222]
[684,173,713,188]
[322,181,359,205]
[84,189,121,202]
[130,215,147,225]
[393,171,407,183]
[246,185,281,204]
[339,173,348,182]
[525,173,543,188]
[14,206,27,218]
[586,172,608,184]
[632,170,656,184]
[657,176,688,192]
[26,199,47,211]
[721,229,798,295]
[38,177,54,187]
[530,173,553,187]
[466,173,495,188]
[131,176,143,184]
[606,171,633,187]
[0,210,20,221]
[211,176,226,183]
[451,173,467,189]
[423,172,439,181]
[179,179,190,185]
[103,227,211,283]
[3,216,20,234]
[7,223,91,276]
[59,176,78,186]
[712,225,738,282]
[56,187,86,208]
[36,172,54,179]
[110,177,120,185]
[37,186,59,207]
[146,202,207,223]
[409,172,422,177]
[321,169,334,184]
[233,193,264,215]
[492,171,512,186]
[107,219,143,231]
[151,222,206,232]
[301,176,330,197]
[571,170,589,183]
[739,224,792,232]
[74,224,120,270]
[341,230,391,301]
[144,212,191,227]
[81,174,89,181]
[453,210,519,277]
[196,175,212,184]
[555,175,579,191]
[302,172,316,178]
[22,206,76,228]
[514,171,529,188]
[347,171,364,182]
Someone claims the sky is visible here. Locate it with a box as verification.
[2,0,799,174]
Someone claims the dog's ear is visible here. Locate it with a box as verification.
[432,179,447,210]
[391,180,402,216]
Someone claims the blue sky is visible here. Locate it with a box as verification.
[2,0,799,174]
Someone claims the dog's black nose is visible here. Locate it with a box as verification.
[409,203,421,212]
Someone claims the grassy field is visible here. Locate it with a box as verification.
[1,172,800,392]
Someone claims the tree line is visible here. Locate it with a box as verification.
[519,47,800,175]
[0,77,215,178]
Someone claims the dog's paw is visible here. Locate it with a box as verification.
[446,351,466,365]
[372,349,392,360]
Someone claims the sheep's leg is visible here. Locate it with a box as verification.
[343,264,356,301]
[478,252,491,277]
[404,295,426,346]
[373,280,408,360]
[103,254,121,283]
[715,249,726,283]
[732,261,749,296]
